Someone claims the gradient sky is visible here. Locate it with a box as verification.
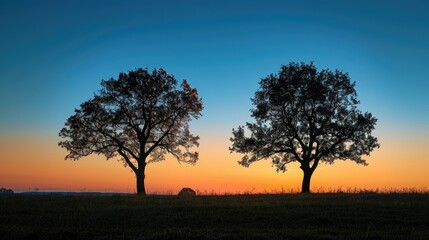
[1,0,428,193]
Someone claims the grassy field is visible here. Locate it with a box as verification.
[1,193,428,240]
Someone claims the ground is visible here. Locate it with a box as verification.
[1,193,428,239]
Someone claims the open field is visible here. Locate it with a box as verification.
[1,193,428,240]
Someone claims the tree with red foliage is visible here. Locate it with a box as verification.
[59,68,203,195]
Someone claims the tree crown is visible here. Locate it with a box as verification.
[231,62,379,172]
[59,68,203,170]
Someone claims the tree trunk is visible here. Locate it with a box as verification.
[301,168,314,193]
[136,166,146,195]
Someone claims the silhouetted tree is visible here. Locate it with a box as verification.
[59,68,203,195]
[230,62,379,193]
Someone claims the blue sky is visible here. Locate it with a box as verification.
[1,0,428,138]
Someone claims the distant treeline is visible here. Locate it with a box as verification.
[0,188,14,195]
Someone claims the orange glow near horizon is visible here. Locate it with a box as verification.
[0,130,428,194]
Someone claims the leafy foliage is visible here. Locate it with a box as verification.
[231,62,379,191]
[59,68,203,193]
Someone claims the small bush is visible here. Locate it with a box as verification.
[178,187,196,198]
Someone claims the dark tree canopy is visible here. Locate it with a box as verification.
[59,68,203,194]
[230,62,379,193]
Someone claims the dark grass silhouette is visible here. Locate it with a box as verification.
[1,193,428,239]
